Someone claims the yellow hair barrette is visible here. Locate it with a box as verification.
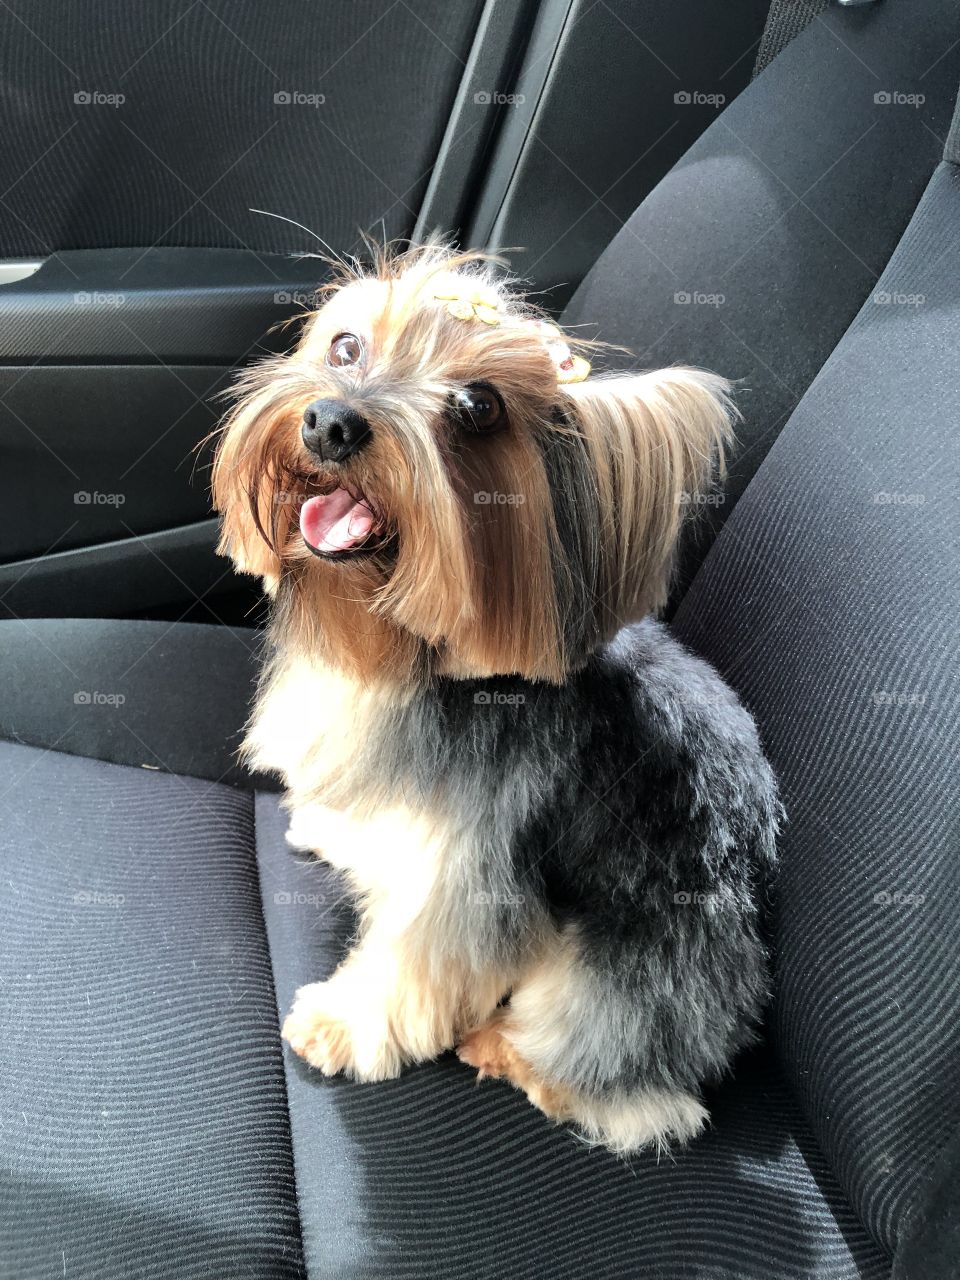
[431,286,591,382]
[432,284,501,326]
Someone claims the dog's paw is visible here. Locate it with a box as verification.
[457,1023,576,1121]
[281,980,404,1080]
[456,1023,517,1079]
[281,983,354,1074]
[284,808,320,852]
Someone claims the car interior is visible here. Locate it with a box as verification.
[1,1,958,1277]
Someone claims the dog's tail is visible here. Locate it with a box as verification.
[558,1083,709,1157]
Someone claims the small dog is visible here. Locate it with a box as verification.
[212,243,780,1155]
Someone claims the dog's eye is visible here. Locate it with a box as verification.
[326,332,364,369]
[452,383,505,434]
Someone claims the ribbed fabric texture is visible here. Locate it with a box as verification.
[562,0,960,607]
[753,0,829,77]
[0,743,303,1278]
[673,161,960,1258]
[0,0,482,256]
[2,12,959,1275]
[256,794,889,1280]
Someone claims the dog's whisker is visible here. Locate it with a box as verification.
[248,207,354,273]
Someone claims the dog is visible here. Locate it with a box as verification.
[211,242,780,1155]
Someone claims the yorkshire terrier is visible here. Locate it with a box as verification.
[212,243,780,1155]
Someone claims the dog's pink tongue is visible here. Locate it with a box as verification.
[300,490,376,553]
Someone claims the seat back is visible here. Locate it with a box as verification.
[561,0,960,600]
[672,134,960,1259]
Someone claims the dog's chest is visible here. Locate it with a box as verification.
[285,798,447,924]
[245,655,380,793]
[248,656,456,923]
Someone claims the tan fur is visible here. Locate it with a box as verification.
[243,650,409,805]
[282,937,507,1081]
[456,1020,577,1120]
[281,797,509,1079]
[266,665,510,1078]
[211,241,734,685]
[563,369,733,627]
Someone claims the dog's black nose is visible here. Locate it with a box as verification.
[301,398,370,463]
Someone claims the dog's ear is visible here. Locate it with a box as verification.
[211,389,293,589]
[551,369,735,654]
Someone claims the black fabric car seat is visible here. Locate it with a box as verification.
[1,4,959,1277]
[563,0,960,601]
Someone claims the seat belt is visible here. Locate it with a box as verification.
[753,0,878,79]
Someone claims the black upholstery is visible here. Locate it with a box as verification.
[672,158,960,1261]
[0,742,302,1278]
[0,1,484,257]
[752,0,827,78]
[561,0,960,598]
[2,7,960,1278]
[0,618,269,788]
[893,1125,960,1280]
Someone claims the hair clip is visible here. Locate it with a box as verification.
[432,285,501,326]
[530,320,591,383]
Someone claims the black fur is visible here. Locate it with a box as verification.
[325,618,780,1099]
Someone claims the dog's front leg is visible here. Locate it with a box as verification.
[281,800,509,1079]
[282,928,480,1081]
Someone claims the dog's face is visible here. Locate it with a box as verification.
[213,246,733,683]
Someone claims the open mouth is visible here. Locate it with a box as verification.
[298,487,389,559]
